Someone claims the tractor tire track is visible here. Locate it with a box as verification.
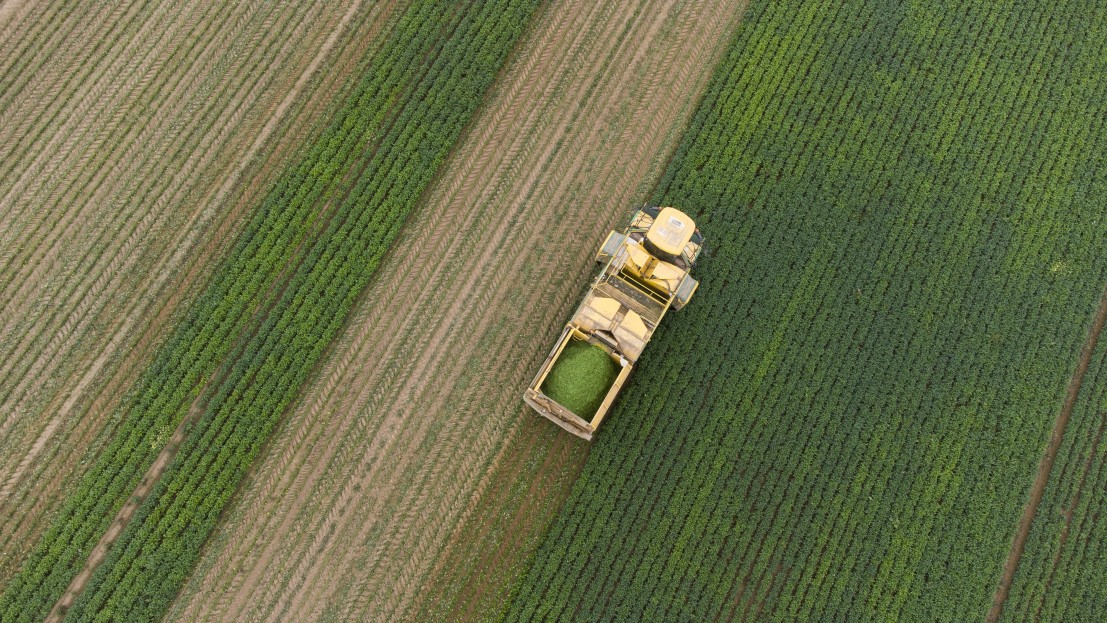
[0,0,387,586]
[167,0,745,620]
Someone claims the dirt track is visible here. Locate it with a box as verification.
[986,284,1107,622]
[0,0,397,585]
[167,1,746,620]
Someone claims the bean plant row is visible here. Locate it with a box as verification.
[506,1,1107,620]
[0,1,538,621]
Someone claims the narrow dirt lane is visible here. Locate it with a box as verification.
[987,284,1107,622]
[168,0,747,620]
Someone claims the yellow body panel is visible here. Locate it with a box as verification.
[524,206,702,440]
[646,207,695,256]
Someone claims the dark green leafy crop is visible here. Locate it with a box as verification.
[506,1,1107,621]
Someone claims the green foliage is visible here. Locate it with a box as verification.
[1002,335,1107,621]
[506,1,1107,621]
[542,341,618,418]
[0,1,539,621]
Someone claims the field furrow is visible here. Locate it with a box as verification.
[504,1,1107,621]
[0,1,540,619]
[0,0,393,589]
[988,283,1107,621]
[1001,291,1107,619]
[166,1,745,621]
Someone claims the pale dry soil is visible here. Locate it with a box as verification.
[0,0,400,587]
[167,0,747,621]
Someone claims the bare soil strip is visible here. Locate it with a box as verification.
[43,390,208,623]
[987,284,1107,622]
[166,1,745,621]
[0,0,392,587]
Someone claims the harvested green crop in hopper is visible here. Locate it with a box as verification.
[541,341,618,418]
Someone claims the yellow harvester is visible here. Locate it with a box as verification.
[524,206,704,440]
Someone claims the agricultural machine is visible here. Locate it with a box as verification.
[524,206,704,440]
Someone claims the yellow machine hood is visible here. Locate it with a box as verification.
[645,207,695,257]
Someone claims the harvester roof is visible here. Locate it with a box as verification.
[646,207,695,257]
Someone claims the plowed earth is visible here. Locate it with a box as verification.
[0,0,400,587]
[167,0,746,621]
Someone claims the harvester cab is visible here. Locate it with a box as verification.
[605,206,701,309]
[524,206,703,440]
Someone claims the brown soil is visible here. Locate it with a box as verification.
[165,1,746,621]
[0,0,391,588]
[986,284,1107,622]
[436,419,584,622]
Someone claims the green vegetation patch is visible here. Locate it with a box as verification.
[1003,335,1107,622]
[542,340,618,418]
[506,1,1107,621]
[0,1,541,621]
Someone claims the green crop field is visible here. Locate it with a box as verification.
[505,0,1107,621]
[5,0,1107,620]
[0,1,537,621]
[1003,332,1107,622]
